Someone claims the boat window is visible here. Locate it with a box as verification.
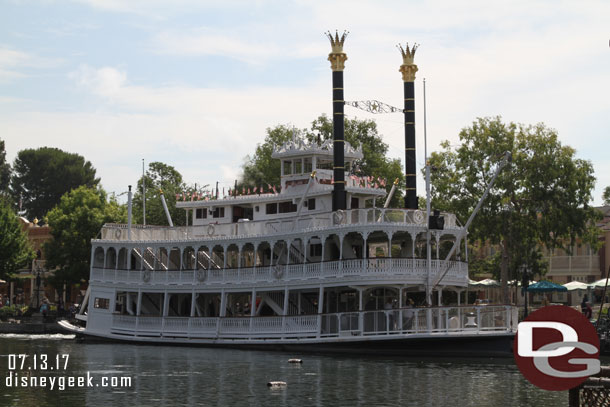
[294,160,302,174]
[196,208,207,219]
[211,207,225,218]
[266,203,277,214]
[94,297,110,309]
[283,160,292,175]
[304,158,312,173]
[307,198,316,210]
[278,201,297,213]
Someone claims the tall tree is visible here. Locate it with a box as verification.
[0,139,10,195]
[428,117,600,302]
[0,196,35,280]
[44,186,126,287]
[241,114,405,206]
[603,186,610,206]
[10,147,99,220]
[132,162,203,227]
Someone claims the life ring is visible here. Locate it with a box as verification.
[196,269,207,282]
[142,270,151,282]
[413,210,425,224]
[207,224,215,236]
[115,229,122,239]
[333,210,345,225]
[273,266,284,280]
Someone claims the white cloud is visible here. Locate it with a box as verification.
[69,65,127,97]
[0,47,31,82]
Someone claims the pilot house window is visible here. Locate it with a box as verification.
[278,201,297,213]
[266,203,277,214]
[196,208,207,219]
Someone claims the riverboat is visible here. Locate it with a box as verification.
[71,33,518,357]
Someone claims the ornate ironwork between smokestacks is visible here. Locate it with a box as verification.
[399,43,419,209]
[327,30,348,211]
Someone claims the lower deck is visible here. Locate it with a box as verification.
[86,303,517,347]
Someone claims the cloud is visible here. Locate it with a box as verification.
[69,65,127,97]
[0,47,31,82]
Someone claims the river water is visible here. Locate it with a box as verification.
[0,334,573,406]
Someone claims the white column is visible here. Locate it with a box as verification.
[317,285,324,338]
[126,292,133,315]
[136,289,142,316]
[163,291,170,316]
[283,286,290,316]
[190,291,196,317]
[219,289,226,317]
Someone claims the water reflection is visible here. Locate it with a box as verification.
[0,335,573,406]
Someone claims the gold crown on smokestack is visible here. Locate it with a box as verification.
[398,42,419,82]
[398,43,418,64]
[326,30,348,52]
[326,30,349,71]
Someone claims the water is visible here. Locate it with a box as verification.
[0,334,572,406]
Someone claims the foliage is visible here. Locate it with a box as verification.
[44,186,126,286]
[428,117,600,301]
[0,139,10,195]
[603,186,610,206]
[10,147,99,220]
[131,161,205,227]
[241,114,405,207]
[0,197,35,280]
[0,305,29,320]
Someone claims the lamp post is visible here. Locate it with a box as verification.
[521,266,531,319]
[35,270,41,309]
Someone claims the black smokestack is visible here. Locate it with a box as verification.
[398,43,419,209]
[326,31,348,211]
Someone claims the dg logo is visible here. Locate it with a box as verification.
[514,305,600,391]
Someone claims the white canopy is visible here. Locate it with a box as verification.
[590,278,610,288]
[469,278,500,287]
[563,281,590,291]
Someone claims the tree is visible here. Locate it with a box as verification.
[10,147,99,220]
[131,162,203,227]
[241,114,405,207]
[603,186,610,206]
[0,139,10,195]
[0,197,35,280]
[428,117,600,302]
[44,186,126,287]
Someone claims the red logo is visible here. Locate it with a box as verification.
[514,305,600,391]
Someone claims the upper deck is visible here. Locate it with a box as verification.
[98,208,460,243]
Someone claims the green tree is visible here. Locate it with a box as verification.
[241,114,405,206]
[603,186,610,205]
[132,162,204,227]
[10,147,99,220]
[428,117,599,302]
[0,197,35,280]
[44,186,126,287]
[0,139,10,195]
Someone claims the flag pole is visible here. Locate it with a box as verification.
[142,159,146,226]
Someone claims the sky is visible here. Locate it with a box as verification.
[1,0,609,205]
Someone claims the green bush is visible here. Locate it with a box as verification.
[0,305,23,320]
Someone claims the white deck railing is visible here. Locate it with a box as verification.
[109,305,517,340]
[91,258,468,287]
[99,208,459,241]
